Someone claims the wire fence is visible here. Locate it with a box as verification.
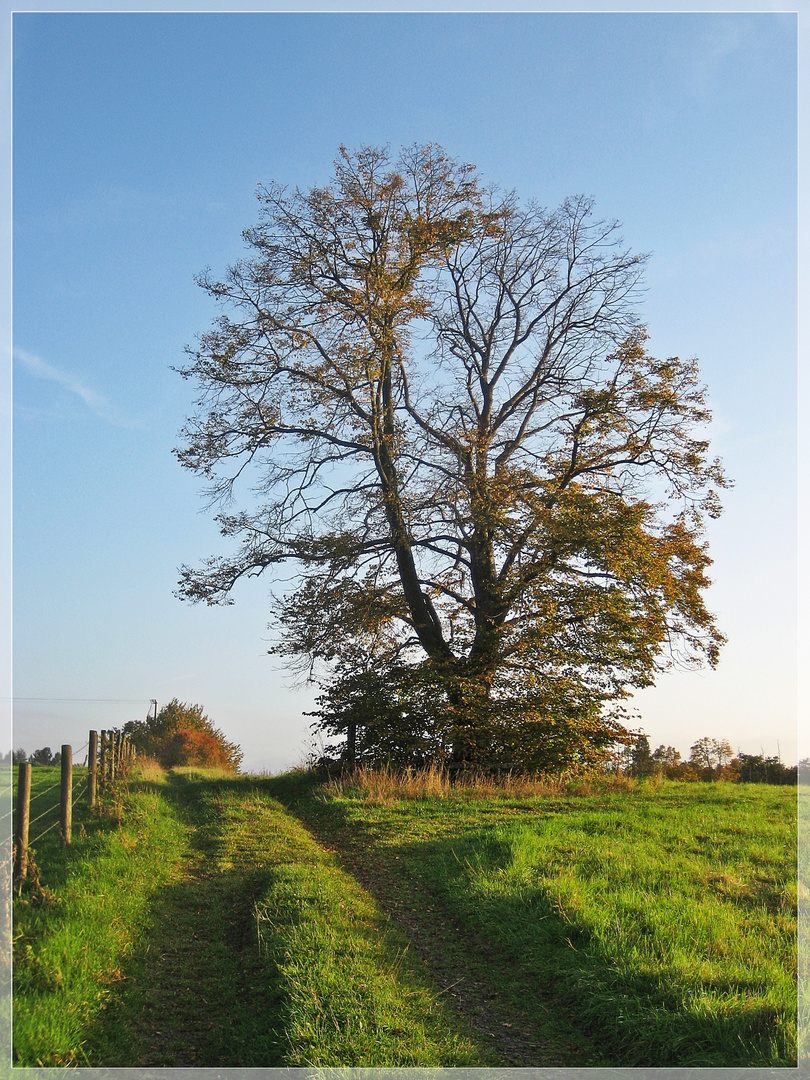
[29,817,62,846]
[12,730,137,892]
[24,776,89,843]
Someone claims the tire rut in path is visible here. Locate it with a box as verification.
[320,844,555,1066]
[132,865,283,1066]
[101,781,573,1067]
[94,791,285,1067]
[279,800,578,1068]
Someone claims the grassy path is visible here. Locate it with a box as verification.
[267,770,600,1067]
[14,769,495,1067]
[82,775,287,1065]
[90,774,492,1066]
[14,767,797,1067]
[266,770,798,1068]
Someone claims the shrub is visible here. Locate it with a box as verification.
[123,699,242,773]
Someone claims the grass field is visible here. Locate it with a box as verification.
[12,764,798,1067]
[11,764,189,1065]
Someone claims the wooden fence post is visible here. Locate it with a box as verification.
[60,745,72,847]
[88,730,98,808]
[14,762,31,892]
[109,732,116,782]
[99,729,108,789]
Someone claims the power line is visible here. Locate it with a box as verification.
[13,698,150,705]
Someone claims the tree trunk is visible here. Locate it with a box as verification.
[376,341,453,662]
[345,722,357,769]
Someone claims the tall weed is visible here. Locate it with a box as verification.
[129,756,166,784]
[325,764,638,804]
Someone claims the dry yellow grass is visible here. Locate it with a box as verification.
[129,757,166,783]
[322,764,640,805]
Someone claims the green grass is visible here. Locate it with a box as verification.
[267,771,798,1068]
[12,767,494,1067]
[201,777,493,1066]
[798,782,810,1065]
[12,766,798,1068]
[12,765,188,1065]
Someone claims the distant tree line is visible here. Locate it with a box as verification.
[612,735,800,785]
[4,727,800,784]
[5,699,243,775]
[3,747,63,767]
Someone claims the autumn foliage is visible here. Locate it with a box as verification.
[177,144,728,772]
[123,699,242,773]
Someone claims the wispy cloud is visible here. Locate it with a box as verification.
[15,347,110,412]
[681,14,789,98]
[13,347,136,428]
[702,17,750,71]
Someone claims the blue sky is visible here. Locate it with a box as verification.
[8,9,799,772]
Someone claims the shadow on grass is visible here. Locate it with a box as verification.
[77,775,290,1067]
[82,772,505,1069]
[79,772,494,1068]
[36,770,793,1068]
[261,774,795,1069]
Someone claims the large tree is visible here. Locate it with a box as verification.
[176,144,727,769]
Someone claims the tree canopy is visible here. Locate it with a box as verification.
[176,143,727,770]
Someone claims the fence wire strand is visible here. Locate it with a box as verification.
[11,757,93,816]
[15,741,131,868]
[23,774,91,829]
[25,775,64,801]
[29,817,61,846]
[27,800,62,828]
[9,740,137,910]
